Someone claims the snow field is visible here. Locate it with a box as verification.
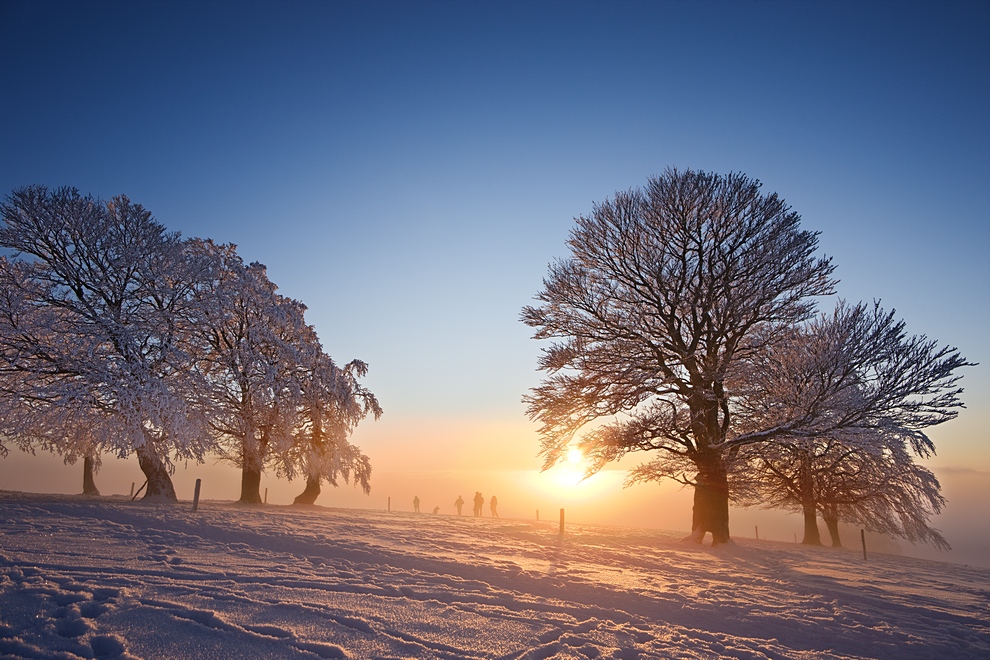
[0,491,987,659]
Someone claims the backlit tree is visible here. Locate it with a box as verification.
[524,170,969,545]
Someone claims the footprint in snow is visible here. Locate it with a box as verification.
[55,616,91,638]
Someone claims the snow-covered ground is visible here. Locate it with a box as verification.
[0,491,987,659]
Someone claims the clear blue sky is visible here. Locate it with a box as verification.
[1,0,988,542]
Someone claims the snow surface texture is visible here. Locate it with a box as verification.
[0,492,987,659]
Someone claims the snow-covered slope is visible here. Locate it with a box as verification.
[0,491,987,659]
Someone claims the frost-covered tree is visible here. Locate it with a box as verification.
[0,187,212,501]
[816,439,949,550]
[524,170,970,545]
[523,169,835,544]
[729,299,967,547]
[186,240,380,505]
[186,240,310,504]
[739,431,949,550]
[291,356,380,505]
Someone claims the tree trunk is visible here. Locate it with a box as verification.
[688,462,730,545]
[293,475,321,505]
[82,456,100,497]
[136,445,177,502]
[823,505,842,547]
[798,457,821,545]
[239,467,263,504]
[801,497,822,545]
[239,434,264,504]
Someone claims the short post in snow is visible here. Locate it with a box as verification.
[861,529,867,561]
[387,496,391,512]
[755,526,759,540]
[129,482,135,498]
[264,487,268,504]
[192,478,202,512]
[559,508,565,535]
[536,509,539,521]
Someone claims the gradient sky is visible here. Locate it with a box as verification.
[1,0,988,559]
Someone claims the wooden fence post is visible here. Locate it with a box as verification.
[192,478,202,512]
[559,508,565,535]
[861,529,867,560]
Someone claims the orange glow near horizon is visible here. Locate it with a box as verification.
[526,446,622,502]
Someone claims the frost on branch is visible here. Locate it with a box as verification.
[185,240,380,505]
[523,168,836,544]
[0,186,213,501]
[523,169,971,546]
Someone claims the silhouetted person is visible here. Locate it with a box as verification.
[455,495,464,515]
[490,495,499,518]
[432,506,440,514]
[473,491,484,517]
[413,495,420,513]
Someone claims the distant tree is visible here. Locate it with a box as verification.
[291,356,380,505]
[186,240,308,504]
[185,240,379,505]
[738,431,949,550]
[524,170,970,545]
[816,436,949,550]
[730,300,966,545]
[0,187,212,501]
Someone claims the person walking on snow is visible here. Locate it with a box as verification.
[455,495,464,515]
[413,495,420,513]
[489,495,499,518]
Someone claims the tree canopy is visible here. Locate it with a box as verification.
[0,186,380,503]
[524,169,971,545]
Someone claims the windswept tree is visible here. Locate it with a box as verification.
[523,169,969,545]
[291,356,381,505]
[0,187,212,501]
[730,300,967,546]
[186,240,379,504]
[739,431,949,550]
[816,438,949,550]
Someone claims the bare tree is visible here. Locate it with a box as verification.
[524,170,971,546]
[738,431,949,550]
[523,169,835,544]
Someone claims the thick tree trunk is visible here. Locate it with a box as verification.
[801,497,822,545]
[293,475,321,505]
[823,506,842,547]
[238,434,265,504]
[798,458,821,545]
[136,446,177,502]
[82,456,100,497]
[239,467,263,504]
[688,462,731,545]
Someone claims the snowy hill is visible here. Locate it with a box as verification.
[0,491,987,659]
